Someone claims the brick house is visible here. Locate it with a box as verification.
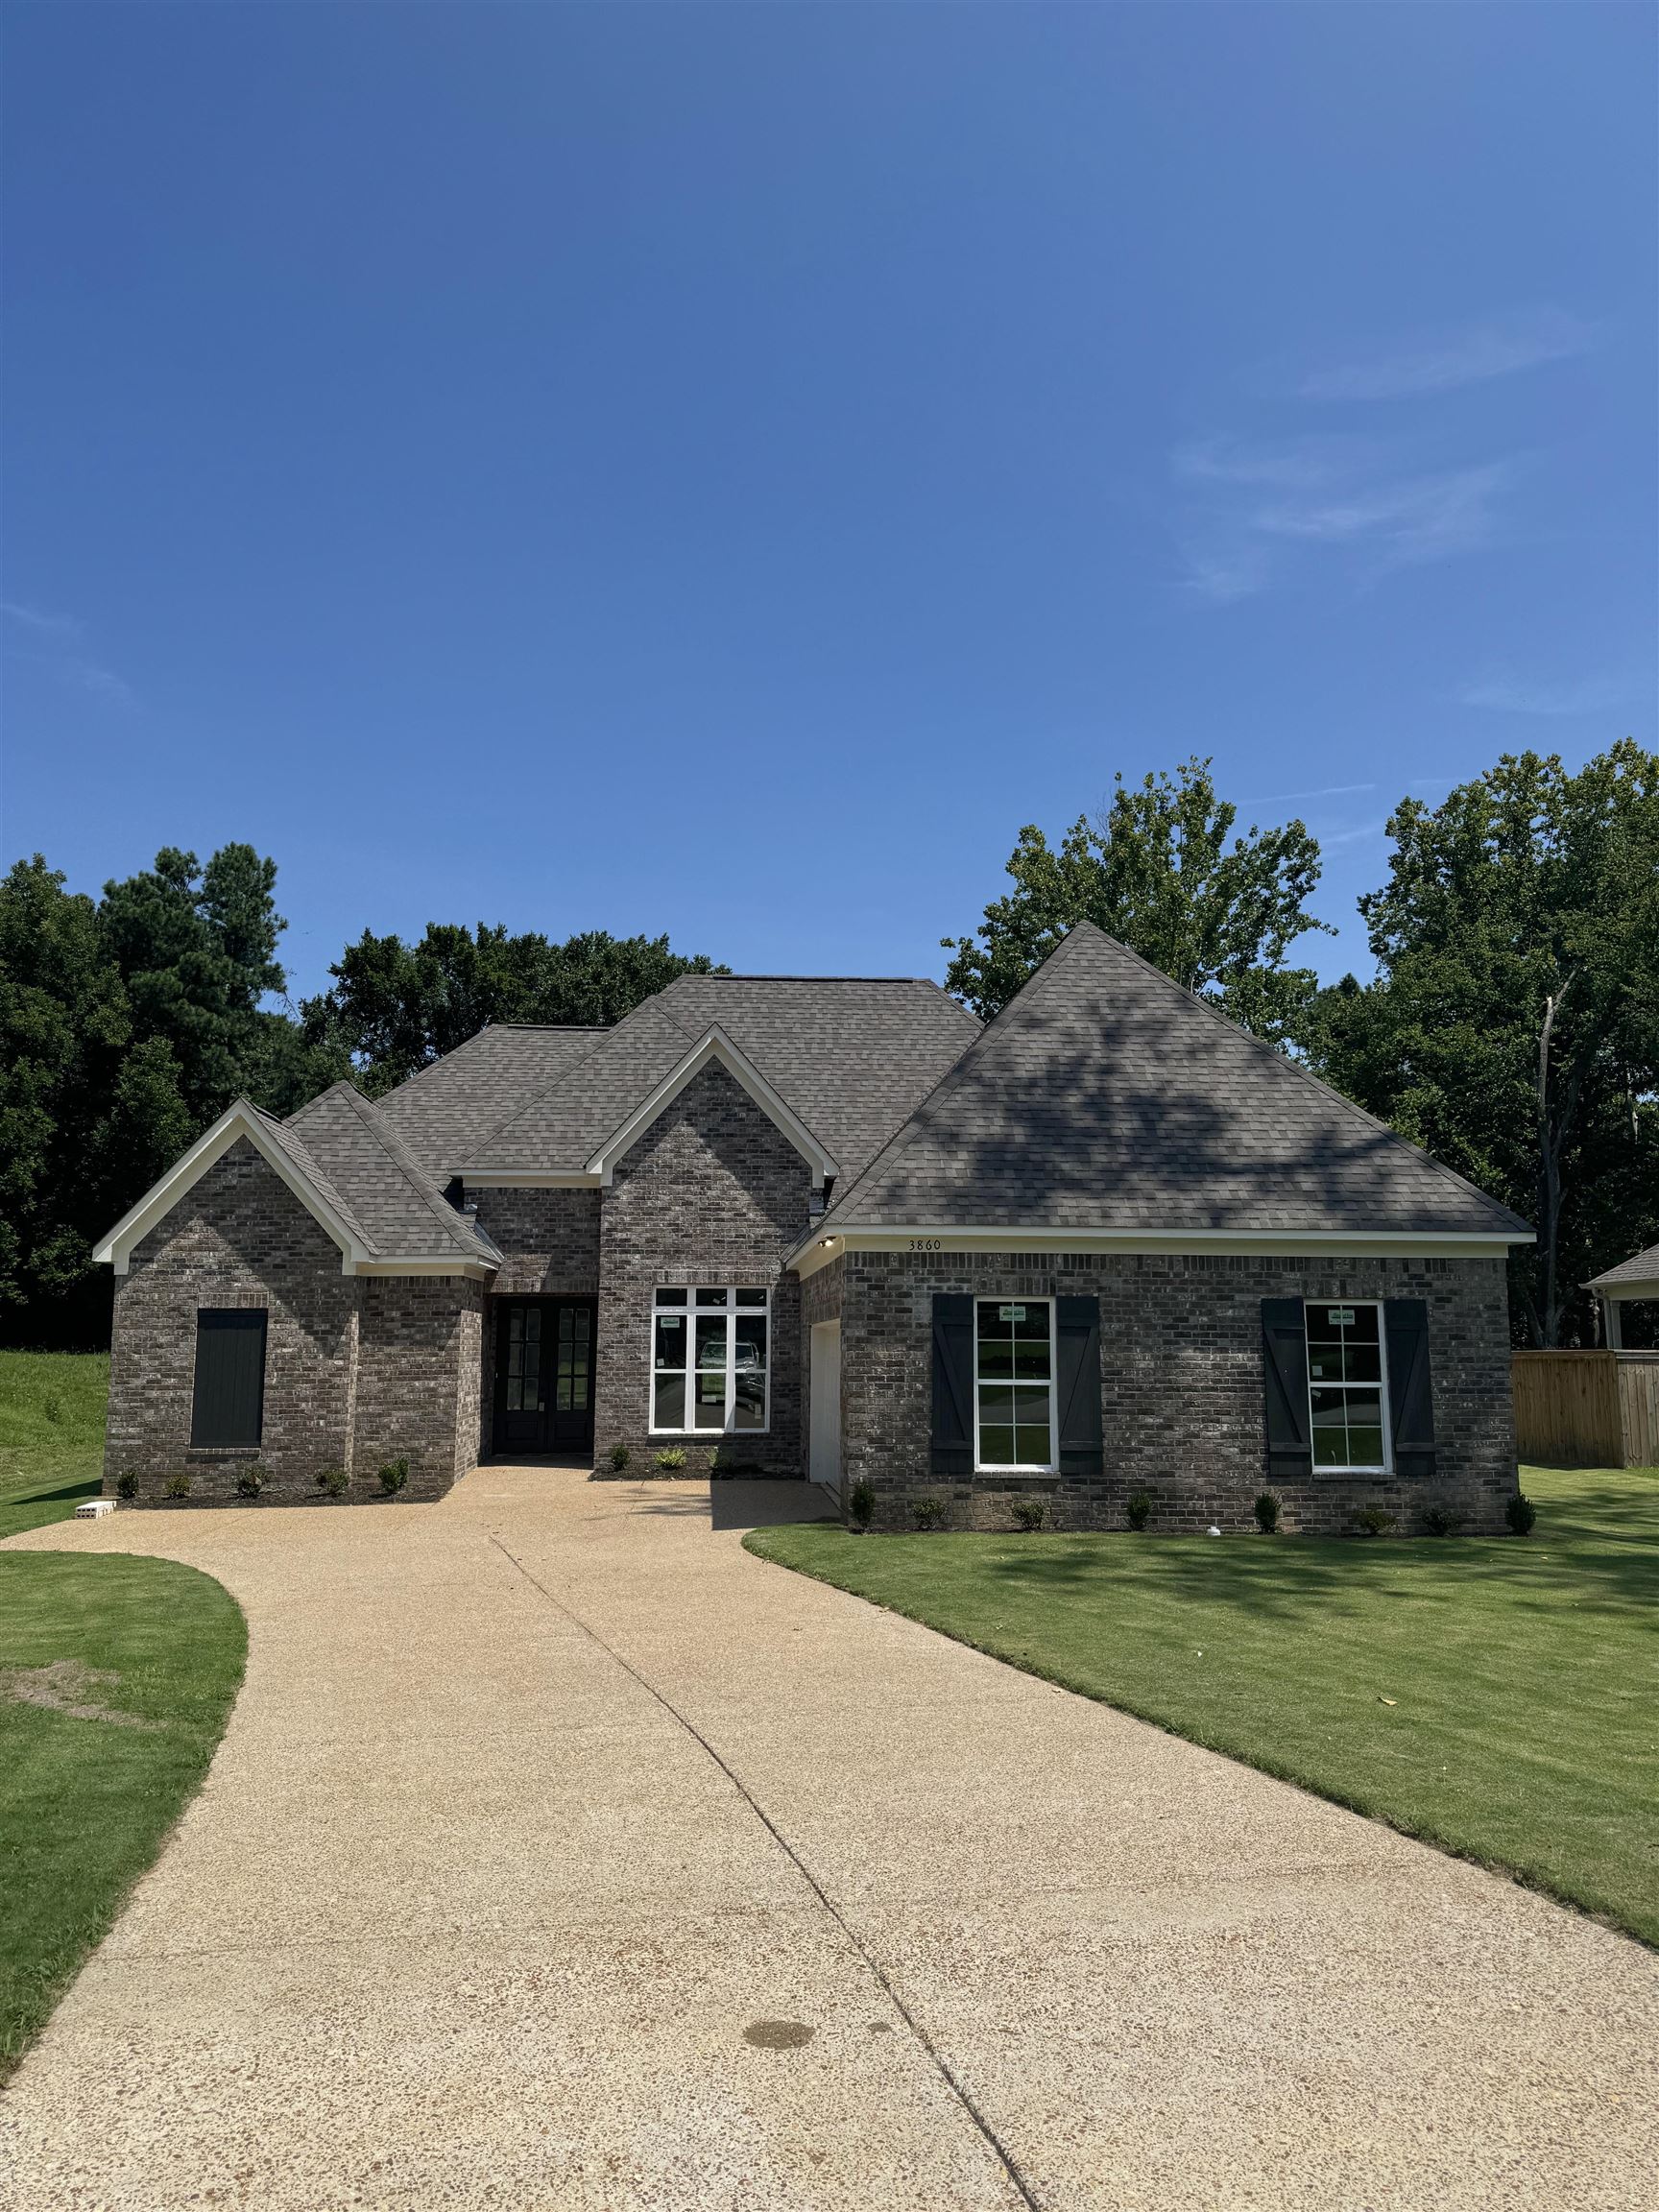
[94,925,1532,1532]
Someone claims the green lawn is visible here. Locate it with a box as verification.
[0,1352,247,2083]
[747,1466,1659,1947]
[0,1348,109,1538]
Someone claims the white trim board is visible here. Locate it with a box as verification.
[790,1226,1528,1280]
[584,1027,839,1189]
[92,1101,491,1281]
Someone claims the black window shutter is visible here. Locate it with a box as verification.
[1262,1297,1310,1478]
[1055,1296,1103,1477]
[930,1295,974,1479]
[1384,1299,1435,1478]
[191,1310,268,1448]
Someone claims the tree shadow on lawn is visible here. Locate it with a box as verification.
[969,1492,1657,1628]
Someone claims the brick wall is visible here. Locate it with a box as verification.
[352,1278,485,1497]
[835,1248,1517,1535]
[593,1062,813,1477]
[471,1189,599,1295]
[105,1139,484,1506]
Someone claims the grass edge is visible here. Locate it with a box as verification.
[740,1525,1655,1953]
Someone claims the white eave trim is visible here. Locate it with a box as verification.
[91,1101,493,1281]
[789,1224,1532,1279]
[93,1101,373,1277]
[1594,1279,1659,1300]
[584,1026,840,1188]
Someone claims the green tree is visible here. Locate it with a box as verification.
[97,844,343,1125]
[0,845,346,1343]
[1306,741,1659,1345]
[943,756,1333,1040]
[303,924,728,1094]
[0,858,132,1333]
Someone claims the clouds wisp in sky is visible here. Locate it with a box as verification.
[1297,308,1603,402]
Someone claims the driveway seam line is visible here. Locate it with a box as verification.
[488,1533,1046,2212]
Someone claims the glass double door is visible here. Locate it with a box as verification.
[493,1299,596,1455]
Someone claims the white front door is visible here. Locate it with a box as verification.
[809,1321,842,1503]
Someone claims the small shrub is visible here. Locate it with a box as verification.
[654,1446,687,1472]
[164,1473,191,1501]
[234,1466,264,1501]
[1253,1490,1281,1533]
[378,1457,409,1497]
[1354,1503,1397,1537]
[911,1495,946,1530]
[848,1478,876,1530]
[1125,1491,1151,1531]
[1421,1502,1460,1537]
[609,1443,631,1472]
[1506,1490,1537,1537]
[43,1393,63,1426]
[1010,1497,1047,1531]
[316,1466,349,1499]
[115,1471,139,1502]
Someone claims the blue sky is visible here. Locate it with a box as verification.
[3,2,1653,1002]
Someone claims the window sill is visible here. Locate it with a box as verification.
[649,1432,772,1442]
[187,1445,264,1456]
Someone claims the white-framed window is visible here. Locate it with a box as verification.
[973,1298,1056,1471]
[651,1286,770,1434]
[1306,1300,1391,1473]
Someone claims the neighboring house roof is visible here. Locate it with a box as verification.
[285,1083,498,1266]
[803,924,1533,1245]
[1587,1241,1659,1292]
[376,1024,607,1175]
[451,975,978,1180]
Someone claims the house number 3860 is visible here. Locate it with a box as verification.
[909,1238,942,1252]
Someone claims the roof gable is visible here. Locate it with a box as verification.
[94,1086,500,1279]
[454,976,977,1181]
[806,924,1531,1247]
[584,1027,839,1185]
[94,1099,373,1276]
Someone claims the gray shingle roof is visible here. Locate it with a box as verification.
[1587,1241,1659,1291]
[810,925,1532,1241]
[455,976,979,1179]
[250,1104,374,1255]
[465,997,716,1173]
[376,1026,607,1175]
[653,975,981,1181]
[282,1083,496,1264]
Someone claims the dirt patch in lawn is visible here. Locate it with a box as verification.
[0,1659,161,1730]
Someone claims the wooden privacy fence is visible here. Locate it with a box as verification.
[1511,1349,1659,1468]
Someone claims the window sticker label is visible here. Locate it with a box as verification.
[1328,1307,1355,1327]
[998,1305,1026,1322]
[659,1314,683,1329]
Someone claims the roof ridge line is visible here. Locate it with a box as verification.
[462,991,698,1162]
[811,926,1094,1233]
[1089,926,1533,1232]
[329,1081,485,1255]
[257,1095,380,1256]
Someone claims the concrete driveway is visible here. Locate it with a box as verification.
[2,1469,1655,2211]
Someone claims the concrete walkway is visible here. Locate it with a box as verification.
[2,1469,1654,2210]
